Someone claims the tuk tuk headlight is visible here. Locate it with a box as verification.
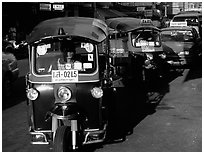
[184,51,189,55]
[159,53,166,59]
[57,86,72,102]
[27,88,39,100]
[91,87,103,98]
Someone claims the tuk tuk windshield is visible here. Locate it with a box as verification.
[131,28,161,48]
[34,38,97,75]
[161,30,194,42]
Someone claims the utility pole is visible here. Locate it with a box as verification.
[64,2,69,17]
[93,2,96,18]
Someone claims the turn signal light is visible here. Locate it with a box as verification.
[27,88,39,100]
[91,87,103,98]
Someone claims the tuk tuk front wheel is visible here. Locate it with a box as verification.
[53,126,81,152]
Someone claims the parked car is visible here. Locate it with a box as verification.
[2,41,19,97]
[171,13,202,37]
[161,25,201,67]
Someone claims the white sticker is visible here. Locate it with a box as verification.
[88,54,93,61]
[83,63,92,69]
[74,62,82,70]
[81,43,94,53]
[140,41,148,46]
[65,63,72,70]
[37,44,51,55]
[149,42,155,46]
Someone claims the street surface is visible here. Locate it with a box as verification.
[2,59,202,152]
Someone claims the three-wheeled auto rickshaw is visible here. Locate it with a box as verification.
[106,17,167,81]
[26,17,114,151]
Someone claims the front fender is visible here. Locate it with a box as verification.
[47,103,81,120]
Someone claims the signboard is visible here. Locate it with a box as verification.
[170,21,187,27]
[40,3,64,11]
[53,4,64,11]
[144,9,153,17]
[141,19,152,24]
[40,3,51,11]
[137,7,145,11]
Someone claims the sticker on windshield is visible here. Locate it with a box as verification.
[37,44,51,55]
[148,42,155,46]
[141,46,155,52]
[88,54,93,61]
[83,63,92,69]
[81,43,94,53]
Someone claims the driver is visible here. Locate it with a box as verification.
[57,40,82,70]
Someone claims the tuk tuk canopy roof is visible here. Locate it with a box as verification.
[27,17,108,44]
[106,17,160,32]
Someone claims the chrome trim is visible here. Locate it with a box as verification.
[52,113,76,120]
[30,131,52,145]
[27,79,100,84]
[11,68,19,73]
[83,124,107,145]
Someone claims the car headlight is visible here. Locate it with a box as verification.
[91,87,103,98]
[57,86,72,102]
[27,88,39,100]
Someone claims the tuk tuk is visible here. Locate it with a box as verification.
[106,17,168,94]
[106,17,141,81]
[26,17,113,151]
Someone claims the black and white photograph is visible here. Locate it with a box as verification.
[2,1,202,152]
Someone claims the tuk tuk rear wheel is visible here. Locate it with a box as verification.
[53,126,81,152]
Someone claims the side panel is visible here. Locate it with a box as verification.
[76,82,101,129]
[29,84,55,130]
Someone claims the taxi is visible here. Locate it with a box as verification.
[161,21,201,67]
[171,13,202,37]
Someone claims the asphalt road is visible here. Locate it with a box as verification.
[2,59,202,152]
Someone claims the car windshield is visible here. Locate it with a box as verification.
[161,30,194,42]
[34,38,97,75]
[131,29,161,47]
[173,16,199,26]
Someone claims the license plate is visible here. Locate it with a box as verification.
[52,70,78,83]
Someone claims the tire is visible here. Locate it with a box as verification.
[53,126,72,152]
[53,126,82,152]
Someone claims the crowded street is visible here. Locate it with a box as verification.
[2,2,202,152]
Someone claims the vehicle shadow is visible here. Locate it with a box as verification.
[84,75,173,151]
[2,76,26,110]
[183,62,202,82]
[82,66,189,151]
